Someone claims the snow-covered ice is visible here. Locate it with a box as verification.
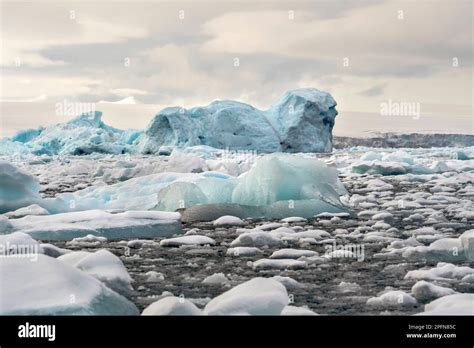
[204,278,288,315]
[160,235,216,247]
[2,210,182,240]
[0,254,138,315]
[418,294,474,315]
[142,296,202,315]
[58,249,133,296]
[411,280,456,301]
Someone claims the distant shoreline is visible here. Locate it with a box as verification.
[334,132,474,149]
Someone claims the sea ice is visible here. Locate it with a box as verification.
[0,161,42,213]
[418,294,474,315]
[204,278,288,315]
[142,296,202,315]
[411,280,456,301]
[0,254,138,315]
[58,249,133,296]
[3,210,182,240]
[159,235,216,247]
[366,290,417,308]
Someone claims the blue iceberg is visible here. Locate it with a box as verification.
[136,88,338,153]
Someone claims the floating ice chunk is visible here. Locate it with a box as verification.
[127,239,156,248]
[401,237,466,262]
[315,212,351,218]
[5,210,182,240]
[418,294,474,315]
[252,258,307,270]
[405,262,474,281]
[352,161,409,175]
[202,273,229,285]
[0,254,138,315]
[160,235,216,247]
[232,154,346,207]
[258,222,283,230]
[366,290,417,308]
[0,161,42,213]
[281,217,307,223]
[388,237,423,249]
[338,281,362,293]
[67,234,107,247]
[226,247,263,257]
[204,278,288,315]
[58,249,133,297]
[230,231,282,247]
[142,296,202,315]
[271,276,305,290]
[269,248,318,259]
[213,215,245,227]
[145,271,165,282]
[4,204,49,219]
[372,212,394,223]
[281,306,318,315]
[267,226,295,238]
[411,280,456,301]
[226,247,262,256]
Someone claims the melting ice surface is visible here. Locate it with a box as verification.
[0,153,349,222]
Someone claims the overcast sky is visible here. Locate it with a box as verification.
[0,0,472,136]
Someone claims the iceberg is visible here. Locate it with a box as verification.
[1,88,337,156]
[232,153,346,206]
[2,112,141,156]
[0,254,138,315]
[0,160,42,213]
[135,88,338,153]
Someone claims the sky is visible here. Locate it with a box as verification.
[0,0,473,137]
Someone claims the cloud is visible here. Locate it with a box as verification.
[358,84,387,97]
[0,0,471,132]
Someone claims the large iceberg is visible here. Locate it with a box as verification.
[135,88,338,153]
[1,88,337,156]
